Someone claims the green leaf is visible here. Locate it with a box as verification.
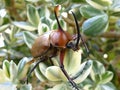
[80,5,105,18]
[72,60,92,84]
[0,24,10,32]
[38,23,50,35]
[110,0,120,17]
[9,61,18,82]
[23,31,37,49]
[51,19,67,31]
[38,7,50,18]
[26,0,39,3]
[110,0,120,12]
[8,49,24,58]
[27,4,40,27]
[51,0,68,5]
[82,14,108,36]
[17,57,30,80]
[0,69,9,83]
[0,17,3,25]
[90,60,106,82]
[72,0,85,3]
[3,60,10,78]
[116,20,120,30]
[34,65,47,81]
[95,82,117,90]
[41,17,52,28]
[45,66,67,81]
[39,62,49,77]
[98,71,113,84]
[47,83,71,90]
[86,0,113,10]
[83,84,93,90]
[2,32,10,45]
[0,83,17,90]
[10,26,20,41]
[13,21,36,31]
[63,49,82,75]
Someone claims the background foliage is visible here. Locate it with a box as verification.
[0,0,120,90]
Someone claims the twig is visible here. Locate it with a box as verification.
[100,31,120,38]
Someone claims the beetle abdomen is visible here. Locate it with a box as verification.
[31,33,50,58]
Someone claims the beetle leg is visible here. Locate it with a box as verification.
[49,57,54,65]
[26,57,47,84]
[59,49,79,90]
[71,12,89,54]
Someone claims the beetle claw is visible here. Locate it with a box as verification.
[68,79,79,90]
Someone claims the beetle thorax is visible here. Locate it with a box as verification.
[49,30,72,48]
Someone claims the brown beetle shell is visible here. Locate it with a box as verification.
[31,30,72,58]
[31,32,51,58]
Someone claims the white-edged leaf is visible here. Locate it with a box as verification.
[90,60,105,81]
[39,62,49,77]
[72,60,92,84]
[40,17,52,27]
[0,83,17,90]
[82,14,108,36]
[51,19,67,31]
[0,18,3,25]
[98,71,113,84]
[86,0,113,10]
[17,57,30,80]
[9,61,18,81]
[51,0,67,4]
[27,4,40,27]
[64,49,82,75]
[26,0,39,3]
[23,31,37,49]
[0,24,10,32]
[34,65,47,81]
[38,23,50,35]
[110,0,120,12]
[38,6,50,18]
[80,5,105,18]
[47,83,71,90]
[83,84,93,90]
[95,82,117,90]
[45,66,67,82]
[13,21,36,31]
[8,49,24,58]
[3,60,10,78]
[0,69,10,83]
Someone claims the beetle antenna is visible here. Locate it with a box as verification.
[54,5,63,30]
[71,11,89,54]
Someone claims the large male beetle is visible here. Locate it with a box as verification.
[27,5,89,90]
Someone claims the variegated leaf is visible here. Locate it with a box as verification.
[72,60,92,84]
[34,65,47,81]
[3,60,10,78]
[9,61,18,82]
[63,49,82,75]
[45,66,67,81]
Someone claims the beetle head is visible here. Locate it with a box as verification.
[66,12,80,51]
[66,11,89,53]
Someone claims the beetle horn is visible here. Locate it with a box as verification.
[54,5,63,30]
[71,11,89,53]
